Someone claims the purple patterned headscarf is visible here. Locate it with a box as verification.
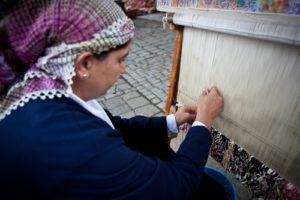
[0,0,135,120]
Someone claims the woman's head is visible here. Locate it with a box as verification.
[72,41,131,101]
[0,0,135,120]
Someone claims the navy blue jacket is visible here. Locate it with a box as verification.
[0,97,212,199]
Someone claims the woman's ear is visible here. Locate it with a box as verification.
[74,52,93,80]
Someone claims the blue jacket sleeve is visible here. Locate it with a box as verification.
[105,109,168,140]
[105,110,175,159]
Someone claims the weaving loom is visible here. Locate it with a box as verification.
[158,0,300,198]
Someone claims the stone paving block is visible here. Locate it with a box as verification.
[123,89,133,94]
[116,91,124,96]
[156,91,167,98]
[144,93,155,100]
[136,86,144,91]
[139,88,148,94]
[103,93,116,100]
[152,89,163,96]
[110,104,132,116]
[127,96,150,109]
[157,102,166,110]
[122,91,140,100]
[116,83,132,91]
[151,97,161,104]
[135,104,160,117]
[104,96,126,110]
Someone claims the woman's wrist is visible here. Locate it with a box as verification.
[195,114,212,130]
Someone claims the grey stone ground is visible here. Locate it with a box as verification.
[98,13,253,200]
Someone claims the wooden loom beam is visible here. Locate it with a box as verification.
[165,24,183,115]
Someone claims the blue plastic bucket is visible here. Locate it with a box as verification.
[204,166,238,200]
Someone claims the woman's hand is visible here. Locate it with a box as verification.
[195,87,224,130]
[174,105,197,127]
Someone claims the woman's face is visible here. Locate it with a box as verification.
[89,43,130,98]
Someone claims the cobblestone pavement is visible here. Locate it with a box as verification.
[97,17,176,118]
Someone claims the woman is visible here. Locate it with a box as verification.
[0,0,224,199]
